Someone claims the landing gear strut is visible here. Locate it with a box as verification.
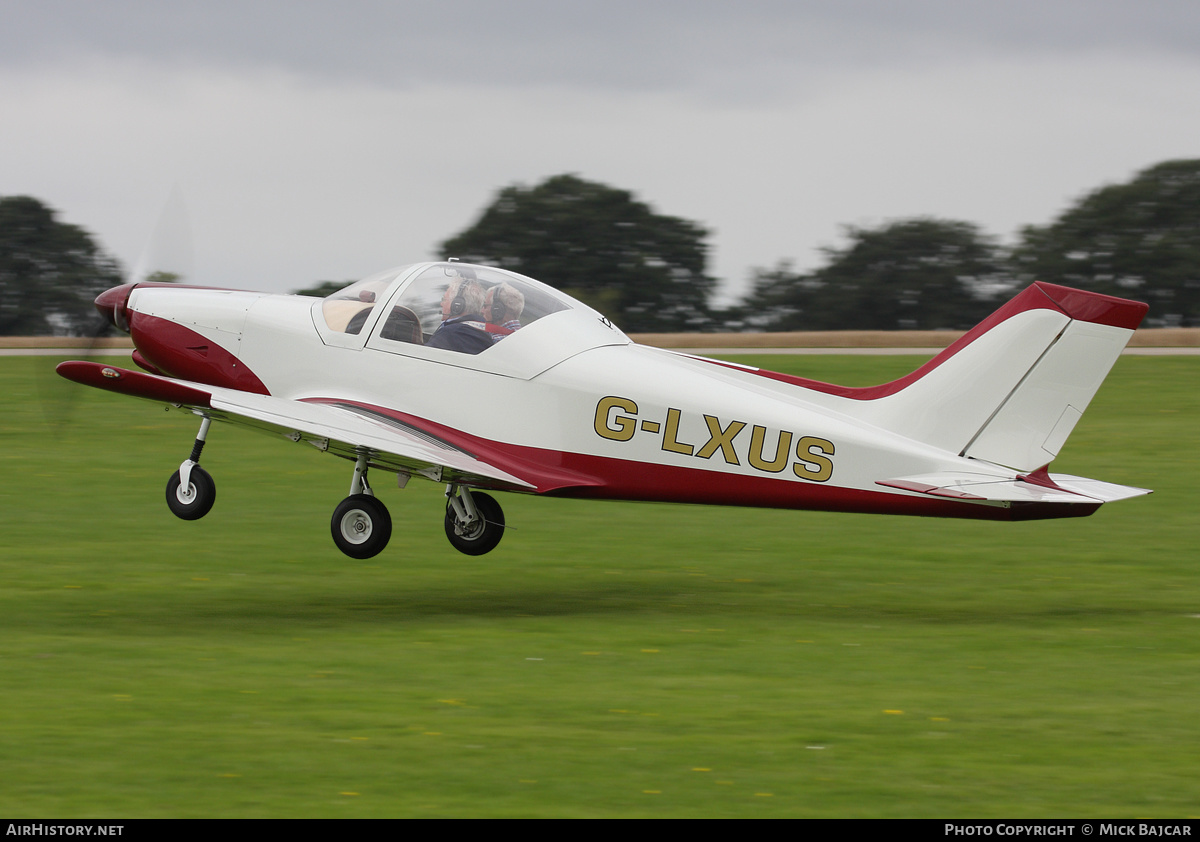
[166,416,216,520]
[330,451,392,559]
[444,483,505,556]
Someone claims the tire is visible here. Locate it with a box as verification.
[444,491,505,556]
[166,466,216,520]
[331,494,392,559]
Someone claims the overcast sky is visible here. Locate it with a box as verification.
[3,1,1199,304]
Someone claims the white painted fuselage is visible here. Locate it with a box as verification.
[78,261,1148,524]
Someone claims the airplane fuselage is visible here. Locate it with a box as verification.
[102,263,1144,523]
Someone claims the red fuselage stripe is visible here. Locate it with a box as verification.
[303,398,1100,522]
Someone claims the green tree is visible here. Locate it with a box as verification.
[1016,159,1200,326]
[0,196,123,335]
[739,218,1010,331]
[439,174,716,332]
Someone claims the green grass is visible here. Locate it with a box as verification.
[0,354,1196,817]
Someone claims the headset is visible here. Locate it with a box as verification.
[449,282,467,318]
[446,266,479,318]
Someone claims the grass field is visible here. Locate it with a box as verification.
[1,354,1196,817]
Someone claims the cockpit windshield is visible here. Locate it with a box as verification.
[316,261,629,377]
[322,262,572,355]
[320,265,412,336]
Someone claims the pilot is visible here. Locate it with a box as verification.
[426,278,493,354]
[483,282,525,342]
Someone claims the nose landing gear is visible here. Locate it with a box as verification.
[166,416,216,520]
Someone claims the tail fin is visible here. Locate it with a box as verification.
[866,283,1147,470]
[749,283,1148,472]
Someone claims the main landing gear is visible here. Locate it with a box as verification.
[327,469,506,559]
[163,422,507,559]
[330,453,392,559]
[444,483,506,556]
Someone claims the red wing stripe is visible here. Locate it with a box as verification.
[301,398,603,493]
[55,361,212,407]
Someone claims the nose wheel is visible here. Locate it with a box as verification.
[166,464,216,520]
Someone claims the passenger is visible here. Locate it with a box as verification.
[426,278,493,354]
[483,282,525,342]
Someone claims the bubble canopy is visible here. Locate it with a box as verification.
[314,262,629,379]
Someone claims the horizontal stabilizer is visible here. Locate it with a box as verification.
[878,470,1151,505]
[1033,473,1152,503]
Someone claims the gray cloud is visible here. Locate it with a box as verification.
[4,1,1199,301]
[7,1,1200,97]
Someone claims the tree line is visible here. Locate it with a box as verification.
[438,163,1200,332]
[5,159,1199,335]
[732,159,1200,332]
[0,196,122,335]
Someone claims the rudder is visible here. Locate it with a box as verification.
[865,282,1148,470]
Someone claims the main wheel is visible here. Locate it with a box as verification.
[331,494,392,559]
[166,466,216,520]
[444,491,505,556]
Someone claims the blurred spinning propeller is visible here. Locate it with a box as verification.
[43,185,193,430]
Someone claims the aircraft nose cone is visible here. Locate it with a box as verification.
[95,283,136,332]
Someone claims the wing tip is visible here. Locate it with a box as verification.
[56,360,212,407]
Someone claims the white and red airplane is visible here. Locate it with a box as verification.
[58,261,1151,559]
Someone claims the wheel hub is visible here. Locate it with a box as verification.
[341,510,372,544]
[454,517,484,539]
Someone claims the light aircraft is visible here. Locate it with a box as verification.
[58,261,1151,559]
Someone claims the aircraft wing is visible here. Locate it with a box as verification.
[56,360,537,490]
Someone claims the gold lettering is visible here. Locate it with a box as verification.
[696,415,746,464]
[595,396,638,441]
[661,408,695,456]
[748,426,792,473]
[793,436,835,482]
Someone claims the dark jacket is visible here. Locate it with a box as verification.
[426,315,493,355]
